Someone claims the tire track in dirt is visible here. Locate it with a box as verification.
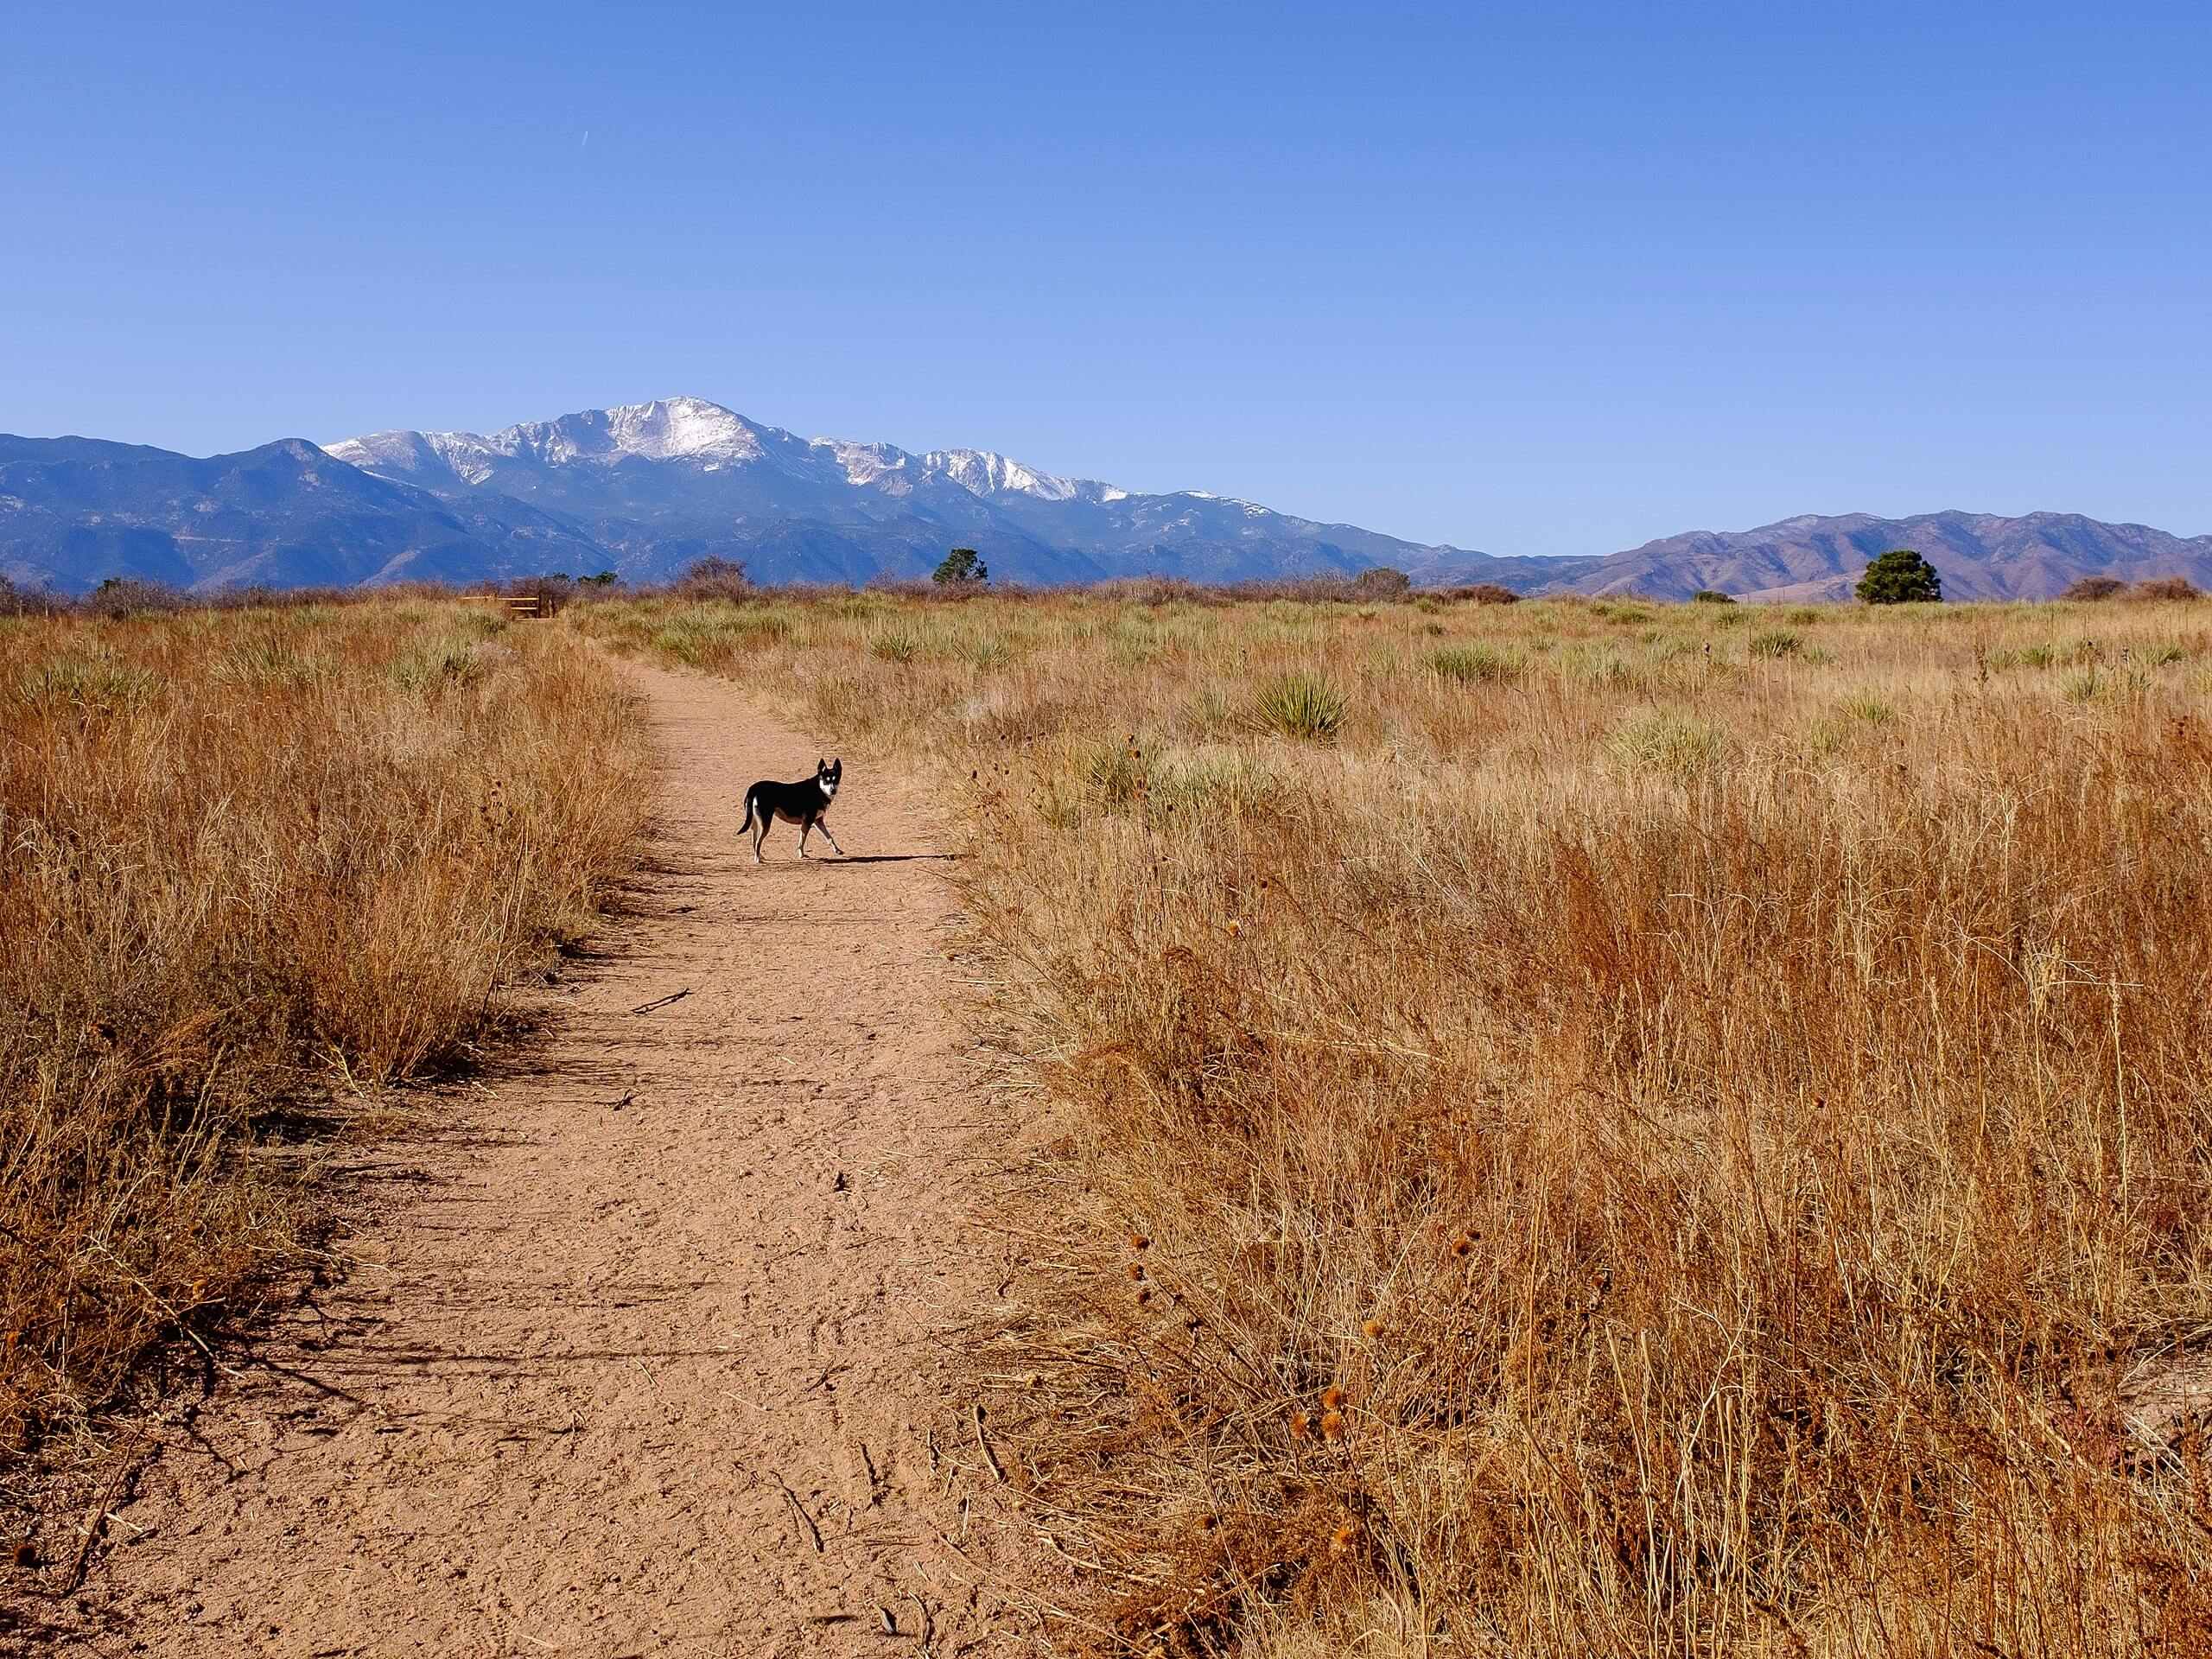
[41,657,1035,1657]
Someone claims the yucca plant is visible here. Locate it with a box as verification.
[1253,671,1347,741]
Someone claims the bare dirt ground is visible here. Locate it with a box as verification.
[23,658,1038,1657]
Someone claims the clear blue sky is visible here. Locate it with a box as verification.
[4,3,2207,557]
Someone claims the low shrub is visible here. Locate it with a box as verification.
[1751,627,1803,658]
[1426,644,1522,684]
[2130,575,2202,602]
[1253,671,1348,741]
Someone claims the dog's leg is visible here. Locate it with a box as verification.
[751,811,769,863]
[797,819,812,859]
[817,820,844,856]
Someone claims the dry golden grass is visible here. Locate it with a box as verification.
[0,600,647,1472]
[582,588,2212,1656]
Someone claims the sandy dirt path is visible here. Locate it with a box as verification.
[43,658,1034,1657]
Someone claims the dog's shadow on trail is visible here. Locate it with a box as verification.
[824,852,962,865]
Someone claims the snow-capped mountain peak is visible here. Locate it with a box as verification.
[490,396,769,466]
[325,397,770,480]
[919,448,1082,502]
[299,395,1524,590]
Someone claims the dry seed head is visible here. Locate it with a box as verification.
[1330,1522,1358,1555]
[1452,1233,1474,1257]
[1135,1287,1152,1306]
[1128,1232,1151,1251]
[1289,1410,1313,1441]
[1320,1411,1346,1441]
[1128,1262,1147,1281]
[1361,1318,1385,1339]
[1321,1384,1346,1411]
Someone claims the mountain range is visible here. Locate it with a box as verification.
[4,397,2208,601]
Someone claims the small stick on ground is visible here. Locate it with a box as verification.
[62,1433,148,1594]
[970,1402,1006,1484]
[627,987,691,1016]
[773,1472,824,1554]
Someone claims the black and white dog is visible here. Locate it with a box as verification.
[740,758,844,862]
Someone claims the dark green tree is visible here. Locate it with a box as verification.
[1690,589,1736,605]
[1855,549,1942,605]
[933,547,988,586]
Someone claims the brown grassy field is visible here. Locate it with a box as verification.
[0,601,648,1484]
[579,588,2212,1657]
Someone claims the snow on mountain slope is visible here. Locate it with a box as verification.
[314,396,1541,588]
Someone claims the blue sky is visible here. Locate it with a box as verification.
[3,2,2207,557]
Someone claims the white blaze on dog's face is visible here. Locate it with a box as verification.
[817,757,841,799]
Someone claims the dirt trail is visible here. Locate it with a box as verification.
[48,659,1034,1657]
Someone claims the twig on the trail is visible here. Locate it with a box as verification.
[804,1612,858,1626]
[627,987,691,1015]
[62,1431,147,1593]
[911,1591,935,1649]
[970,1402,1006,1484]
[775,1472,824,1553]
[877,1604,898,1635]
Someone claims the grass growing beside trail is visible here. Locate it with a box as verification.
[1,601,648,1477]
[582,588,2212,1656]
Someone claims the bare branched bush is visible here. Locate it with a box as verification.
[1440,582,1522,605]
[672,556,753,603]
[78,577,186,619]
[2062,575,2129,601]
[2129,575,2202,602]
[0,576,65,617]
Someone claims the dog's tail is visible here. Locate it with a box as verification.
[739,785,758,838]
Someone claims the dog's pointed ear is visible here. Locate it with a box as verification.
[817,757,826,771]
[832,755,841,768]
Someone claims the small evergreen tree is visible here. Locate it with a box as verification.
[1856,549,1942,605]
[933,547,988,586]
[1691,589,1736,605]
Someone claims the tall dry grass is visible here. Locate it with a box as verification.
[579,591,2212,1656]
[1,600,648,1470]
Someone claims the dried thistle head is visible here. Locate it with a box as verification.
[1320,1410,1346,1441]
[1289,1409,1313,1442]
[1452,1233,1474,1257]
[1321,1384,1346,1411]
[1330,1522,1358,1555]
[1361,1317,1385,1339]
